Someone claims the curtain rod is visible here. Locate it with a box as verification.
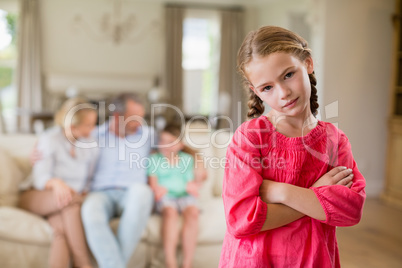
[166,2,244,12]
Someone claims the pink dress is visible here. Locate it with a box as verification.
[219,117,366,268]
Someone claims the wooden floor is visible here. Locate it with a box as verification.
[337,198,402,268]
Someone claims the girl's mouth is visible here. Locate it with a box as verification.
[283,97,299,108]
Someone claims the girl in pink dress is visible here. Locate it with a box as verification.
[219,26,366,267]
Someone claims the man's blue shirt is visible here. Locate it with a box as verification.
[91,122,157,190]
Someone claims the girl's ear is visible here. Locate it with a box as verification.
[305,57,314,74]
[249,85,256,94]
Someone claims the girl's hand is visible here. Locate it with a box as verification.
[186,181,200,197]
[312,166,354,188]
[152,185,167,201]
[49,179,76,209]
[259,180,284,204]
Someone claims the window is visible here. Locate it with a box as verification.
[182,9,221,116]
[0,7,18,133]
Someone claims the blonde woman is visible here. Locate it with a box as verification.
[19,98,98,268]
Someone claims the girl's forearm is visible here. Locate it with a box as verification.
[148,176,158,189]
[261,203,305,231]
[278,183,326,221]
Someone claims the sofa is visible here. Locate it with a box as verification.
[0,125,231,268]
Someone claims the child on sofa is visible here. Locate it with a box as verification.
[19,97,98,268]
[148,124,206,268]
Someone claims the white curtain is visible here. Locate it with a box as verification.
[218,9,245,129]
[16,0,43,133]
[0,101,5,134]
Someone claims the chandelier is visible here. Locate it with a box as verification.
[73,0,159,45]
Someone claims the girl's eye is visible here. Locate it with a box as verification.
[262,85,273,91]
[284,72,294,79]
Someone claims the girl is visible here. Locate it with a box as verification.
[219,26,366,267]
[148,124,206,268]
[19,98,98,268]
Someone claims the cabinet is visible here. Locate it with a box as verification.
[382,0,402,208]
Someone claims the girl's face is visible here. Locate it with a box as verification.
[245,52,314,119]
[71,111,97,139]
[159,131,183,157]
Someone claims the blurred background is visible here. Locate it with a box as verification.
[0,0,401,267]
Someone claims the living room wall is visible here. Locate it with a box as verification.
[41,0,164,80]
[320,0,394,197]
[40,0,254,99]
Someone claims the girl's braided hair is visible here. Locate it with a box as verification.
[237,26,319,118]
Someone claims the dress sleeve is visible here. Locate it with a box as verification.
[222,128,267,238]
[32,134,55,190]
[311,132,366,227]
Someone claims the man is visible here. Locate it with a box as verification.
[81,93,155,268]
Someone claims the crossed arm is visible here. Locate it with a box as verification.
[223,128,366,237]
[259,166,354,231]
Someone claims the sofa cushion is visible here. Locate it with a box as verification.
[197,198,227,244]
[0,207,52,245]
[0,134,37,176]
[0,147,25,206]
[0,134,38,157]
[13,156,33,183]
[210,131,231,197]
[144,197,226,245]
[184,132,215,201]
[183,128,232,199]
[0,134,37,197]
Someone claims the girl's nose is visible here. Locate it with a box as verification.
[278,83,291,99]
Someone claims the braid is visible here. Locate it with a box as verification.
[247,89,265,118]
[309,72,319,117]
